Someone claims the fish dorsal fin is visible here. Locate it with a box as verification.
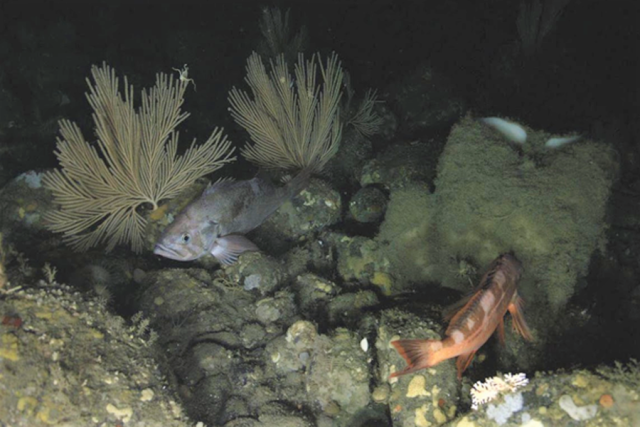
[443,293,474,322]
[279,173,293,184]
[445,290,484,335]
[204,176,235,195]
[285,167,312,197]
[443,260,492,322]
[444,255,511,330]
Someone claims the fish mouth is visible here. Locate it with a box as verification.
[154,243,188,261]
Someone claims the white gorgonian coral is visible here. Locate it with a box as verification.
[470,373,529,410]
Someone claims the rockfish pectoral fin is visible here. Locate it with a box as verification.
[495,318,506,345]
[211,235,259,265]
[455,350,478,379]
[508,295,533,341]
[389,339,437,379]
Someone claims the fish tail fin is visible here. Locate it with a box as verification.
[389,339,437,378]
[508,294,533,341]
[286,167,313,198]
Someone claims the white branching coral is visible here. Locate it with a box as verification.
[470,373,529,410]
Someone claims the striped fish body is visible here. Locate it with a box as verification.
[390,253,533,379]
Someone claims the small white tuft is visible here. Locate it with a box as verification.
[470,372,529,410]
[545,135,581,149]
[480,117,528,144]
[559,394,598,421]
[360,338,369,352]
[16,171,44,189]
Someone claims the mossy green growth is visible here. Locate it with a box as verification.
[376,182,439,287]
[376,116,616,316]
[430,116,616,312]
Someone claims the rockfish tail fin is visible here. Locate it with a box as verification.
[389,339,437,378]
[285,167,313,198]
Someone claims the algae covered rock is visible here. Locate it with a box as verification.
[376,116,617,316]
[257,178,342,248]
[0,282,189,426]
[452,361,640,426]
[375,182,437,291]
[323,128,375,189]
[223,251,289,295]
[432,116,616,313]
[304,327,371,416]
[327,290,380,326]
[329,233,394,294]
[349,185,388,223]
[137,267,299,425]
[360,142,438,191]
[294,273,339,317]
[265,320,372,424]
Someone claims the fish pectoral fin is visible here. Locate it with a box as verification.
[455,350,477,379]
[389,339,435,379]
[211,235,259,265]
[508,295,533,341]
[495,319,506,345]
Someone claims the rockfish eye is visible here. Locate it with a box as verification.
[181,233,191,243]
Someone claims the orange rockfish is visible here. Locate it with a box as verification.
[390,253,533,379]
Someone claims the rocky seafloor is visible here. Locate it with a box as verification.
[1,260,639,426]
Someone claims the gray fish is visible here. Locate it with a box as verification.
[153,169,311,264]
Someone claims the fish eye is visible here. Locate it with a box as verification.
[181,233,191,243]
